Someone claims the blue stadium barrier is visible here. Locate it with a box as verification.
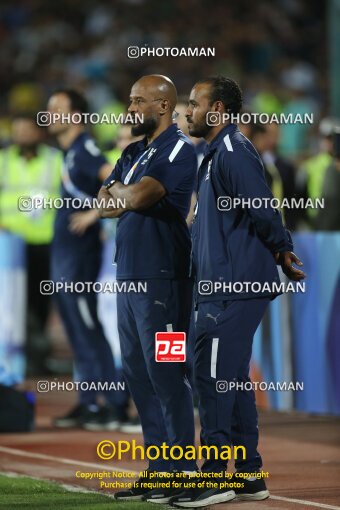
[0,232,26,384]
[253,232,340,415]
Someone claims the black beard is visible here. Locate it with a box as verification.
[188,122,212,139]
[131,117,158,137]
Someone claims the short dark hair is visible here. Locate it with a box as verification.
[12,112,37,123]
[248,122,266,138]
[52,88,89,117]
[197,76,243,114]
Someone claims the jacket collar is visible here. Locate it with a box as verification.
[205,123,238,155]
[142,123,179,150]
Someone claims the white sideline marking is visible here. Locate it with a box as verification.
[60,483,116,499]
[0,446,138,475]
[1,447,340,510]
[271,495,340,510]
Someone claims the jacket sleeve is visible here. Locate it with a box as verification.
[144,141,197,194]
[222,144,293,253]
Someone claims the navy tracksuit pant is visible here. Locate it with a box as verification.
[117,279,196,472]
[195,298,270,473]
[51,244,128,410]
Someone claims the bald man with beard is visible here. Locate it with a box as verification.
[98,75,198,502]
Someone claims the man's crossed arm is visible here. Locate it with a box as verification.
[98,176,166,218]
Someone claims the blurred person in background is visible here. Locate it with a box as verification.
[315,127,340,231]
[47,89,129,430]
[278,64,318,160]
[248,123,285,201]
[176,101,206,167]
[238,114,252,139]
[299,118,337,229]
[92,99,126,151]
[249,79,283,118]
[106,124,142,166]
[250,122,300,231]
[0,114,62,375]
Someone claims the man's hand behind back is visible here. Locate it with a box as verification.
[275,251,306,281]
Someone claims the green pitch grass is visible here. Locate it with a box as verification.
[0,474,154,509]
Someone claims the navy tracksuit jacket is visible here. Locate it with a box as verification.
[104,124,198,472]
[192,123,293,472]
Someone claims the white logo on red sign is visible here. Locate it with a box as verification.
[155,332,186,362]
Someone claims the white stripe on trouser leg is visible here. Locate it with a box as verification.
[211,338,219,379]
[77,297,95,329]
[166,324,173,332]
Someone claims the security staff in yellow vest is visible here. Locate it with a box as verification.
[0,114,62,374]
[300,117,335,227]
[106,125,133,166]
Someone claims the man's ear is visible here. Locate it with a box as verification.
[213,100,224,112]
[159,99,170,115]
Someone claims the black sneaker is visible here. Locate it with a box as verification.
[169,477,235,508]
[143,472,194,505]
[120,415,143,434]
[233,475,269,501]
[54,404,90,428]
[114,471,162,501]
[82,405,119,431]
